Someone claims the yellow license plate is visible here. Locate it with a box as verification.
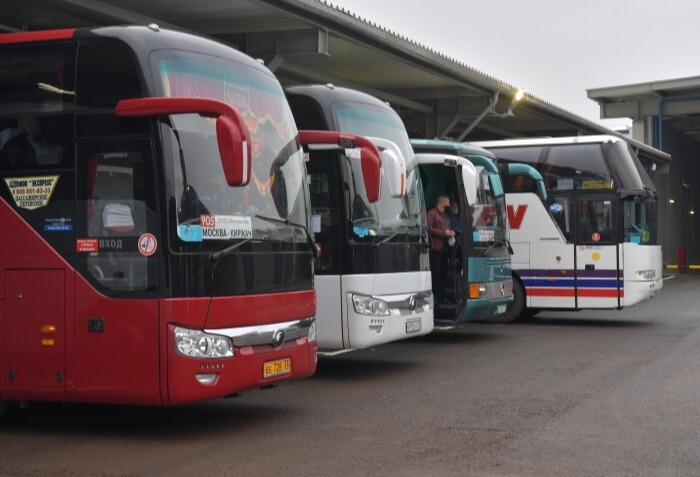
[263,357,292,379]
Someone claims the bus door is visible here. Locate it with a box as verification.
[574,195,621,308]
[73,139,161,404]
[452,165,471,320]
[306,153,344,348]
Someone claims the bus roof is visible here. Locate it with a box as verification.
[472,135,629,149]
[411,138,496,159]
[0,25,270,79]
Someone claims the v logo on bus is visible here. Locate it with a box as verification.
[507,204,528,230]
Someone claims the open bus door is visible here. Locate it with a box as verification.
[415,153,478,322]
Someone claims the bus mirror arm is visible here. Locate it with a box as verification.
[115,97,252,187]
[298,130,382,203]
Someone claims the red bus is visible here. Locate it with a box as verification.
[0,25,381,415]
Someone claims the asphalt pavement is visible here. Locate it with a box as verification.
[1,273,698,476]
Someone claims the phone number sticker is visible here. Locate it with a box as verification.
[4,175,59,210]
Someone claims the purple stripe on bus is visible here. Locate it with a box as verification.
[516,269,622,278]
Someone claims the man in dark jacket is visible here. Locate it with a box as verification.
[427,196,455,304]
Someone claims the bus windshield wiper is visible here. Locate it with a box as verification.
[373,232,400,248]
[482,237,512,256]
[255,214,317,259]
[209,238,253,264]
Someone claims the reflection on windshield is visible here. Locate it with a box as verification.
[334,103,426,239]
[471,168,507,246]
[152,50,310,248]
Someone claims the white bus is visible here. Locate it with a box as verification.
[473,136,663,321]
[287,85,433,350]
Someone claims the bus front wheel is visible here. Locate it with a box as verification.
[491,278,525,324]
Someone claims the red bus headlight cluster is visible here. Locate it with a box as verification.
[173,326,234,359]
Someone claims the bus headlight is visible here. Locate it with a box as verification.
[636,269,656,280]
[173,326,234,359]
[352,294,390,316]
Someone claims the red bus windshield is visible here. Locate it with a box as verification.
[151,50,310,248]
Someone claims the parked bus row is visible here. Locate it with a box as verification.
[0,26,662,417]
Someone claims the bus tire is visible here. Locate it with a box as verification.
[490,278,525,324]
[0,398,8,419]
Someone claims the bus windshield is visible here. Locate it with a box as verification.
[471,167,507,250]
[333,102,426,238]
[151,50,309,248]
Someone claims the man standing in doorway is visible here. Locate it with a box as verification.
[427,196,455,305]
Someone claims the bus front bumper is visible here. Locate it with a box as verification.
[166,318,317,406]
[458,279,514,323]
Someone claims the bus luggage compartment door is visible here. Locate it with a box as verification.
[5,270,66,400]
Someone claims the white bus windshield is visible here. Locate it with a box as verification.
[333,103,426,238]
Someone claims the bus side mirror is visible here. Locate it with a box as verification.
[115,97,252,187]
[489,173,504,198]
[298,130,382,203]
[461,164,478,206]
[364,137,406,199]
[381,148,406,198]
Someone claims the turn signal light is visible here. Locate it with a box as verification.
[469,284,480,299]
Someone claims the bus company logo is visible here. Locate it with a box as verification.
[549,203,564,214]
[408,295,417,311]
[506,204,528,230]
[500,283,505,296]
[272,330,285,348]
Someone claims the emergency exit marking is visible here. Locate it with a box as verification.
[138,233,157,256]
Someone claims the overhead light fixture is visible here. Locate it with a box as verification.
[514,88,525,102]
[691,210,695,215]
[669,199,675,204]
[495,88,525,118]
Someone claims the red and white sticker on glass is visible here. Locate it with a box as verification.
[138,233,158,256]
[76,238,99,253]
[591,232,601,243]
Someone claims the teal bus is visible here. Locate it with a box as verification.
[412,139,513,323]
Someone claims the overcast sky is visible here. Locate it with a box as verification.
[329,0,700,127]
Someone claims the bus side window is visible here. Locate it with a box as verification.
[550,196,572,242]
[0,43,76,171]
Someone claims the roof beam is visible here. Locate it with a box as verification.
[37,0,184,31]
[600,98,700,120]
